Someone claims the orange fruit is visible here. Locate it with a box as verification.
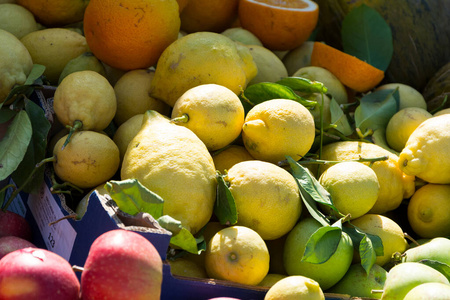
[238,0,319,51]
[180,0,239,33]
[83,0,180,71]
[310,42,385,92]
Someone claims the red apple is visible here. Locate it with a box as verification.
[80,229,163,300]
[0,236,36,259]
[0,210,32,241]
[0,247,80,300]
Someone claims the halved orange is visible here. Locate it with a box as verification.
[310,41,385,93]
[238,0,319,51]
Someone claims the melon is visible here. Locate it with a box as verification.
[314,0,450,92]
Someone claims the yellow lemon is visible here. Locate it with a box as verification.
[407,183,450,239]
[20,28,89,84]
[114,68,171,126]
[205,225,270,286]
[375,83,427,110]
[264,275,325,300]
[0,29,33,102]
[225,160,302,240]
[113,114,144,162]
[0,3,38,39]
[149,31,257,107]
[242,99,315,164]
[53,70,117,132]
[399,114,450,184]
[350,214,408,267]
[245,44,288,86]
[168,257,207,279]
[171,84,245,151]
[319,161,380,220]
[434,108,450,116]
[212,145,254,174]
[318,141,415,214]
[258,273,287,288]
[53,131,120,189]
[386,107,432,152]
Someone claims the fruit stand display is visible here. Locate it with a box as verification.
[1,0,450,299]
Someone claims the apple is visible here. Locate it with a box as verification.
[0,236,36,259]
[0,210,32,241]
[80,229,163,300]
[0,247,81,299]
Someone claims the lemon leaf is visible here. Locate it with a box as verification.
[418,259,450,281]
[276,77,328,94]
[157,215,199,254]
[359,235,377,275]
[214,174,238,226]
[330,98,353,136]
[301,226,342,264]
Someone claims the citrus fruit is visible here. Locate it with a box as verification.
[319,161,380,220]
[58,52,107,85]
[113,114,144,162]
[398,114,450,184]
[385,107,432,152]
[168,257,207,279]
[284,218,354,290]
[205,226,270,286]
[16,0,89,26]
[404,282,450,300]
[238,0,319,51]
[245,44,288,86]
[221,27,263,46]
[225,160,302,240]
[310,42,385,92]
[0,3,38,39]
[83,0,180,70]
[20,28,89,84]
[114,68,170,126]
[212,145,254,174]
[53,131,120,189]
[121,110,217,234]
[171,84,245,151]
[180,0,239,33]
[283,41,314,76]
[258,274,287,288]
[264,275,325,300]
[53,70,117,132]
[434,108,450,116]
[407,184,450,239]
[350,214,408,267]
[0,29,33,102]
[308,93,332,127]
[375,83,427,111]
[318,141,415,214]
[150,31,257,107]
[242,99,315,163]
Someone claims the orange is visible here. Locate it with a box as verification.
[238,0,319,51]
[310,42,385,92]
[180,0,239,33]
[83,0,180,71]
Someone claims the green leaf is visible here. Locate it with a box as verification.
[302,225,342,264]
[276,77,328,94]
[341,4,393,71]
[105,179,164,218]
[24,64,46,85]
[0,110,32,180]
[0,109,17,124]
[359,235,377,274]
[419,259,450,281]
[354,89,399,133]
[343,225,384,257]
[287,156,332,227]
[157,215,198,254]
[330,98,353,136]
[370,128,399,155]
[11,99,51,194]
[214,174,238,226]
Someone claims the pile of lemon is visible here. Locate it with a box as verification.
[1,0,449,299]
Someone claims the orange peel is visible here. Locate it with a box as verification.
[310,42,385,92]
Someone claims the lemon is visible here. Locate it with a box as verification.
[171,84,245,151]
[245,44,288,86]
[308,93,332,127]
[242,99,315,163]
[168,257,207,279]
[53,131,120,189]
[434,108,450,116]
[58,52,107,84]
[350,214,408,267]
[407,184,450,238]
[0,29,33,102]
[0,3,38,39]
[205,226,270,286]
[319,161,380,220]
[113,114,144,162]
[225,160,302,240]
[318,141,415,214]
[258,273,287,288]
[20,28,89,84]
[399,114,450,184]
[53,70,117,132]
[385,107,432,152]
[149,32,257,107]
[221,27,263,46]
[404,282,450,300]
[282,41,314,76]
[264,275,325,300]
[114,68,171,126]
[121,110,217,234]
[212,145,254,174]
[292,66,348,105]
[375,83,427,110]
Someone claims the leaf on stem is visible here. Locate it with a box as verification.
[157,215,199,254]
[330,98,353,136]
[276,77,328,94]
[214,173,238,226]
[302,224,342,264]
